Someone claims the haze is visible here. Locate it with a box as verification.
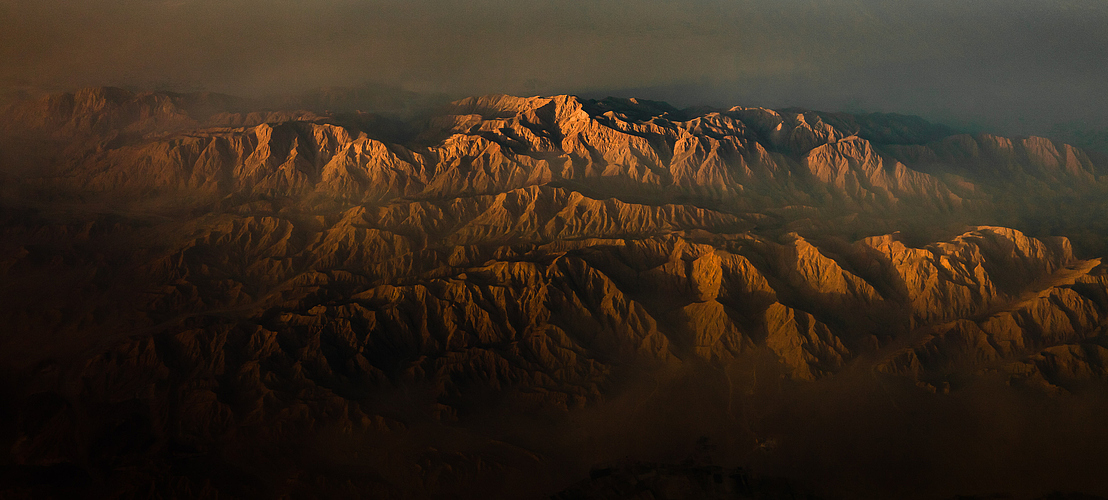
[2,1,1108,135]
[7,7,1108,494]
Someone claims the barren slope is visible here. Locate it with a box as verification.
[2,89,1108,498]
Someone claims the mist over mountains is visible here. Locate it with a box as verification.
[2,87,1108,498]
[5,0,1108,146]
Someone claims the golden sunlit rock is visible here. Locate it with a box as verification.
[2,89,1108,498]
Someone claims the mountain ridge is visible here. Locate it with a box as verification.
[3,88,1108,498]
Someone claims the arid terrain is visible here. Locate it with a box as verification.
[2,88,1108,499]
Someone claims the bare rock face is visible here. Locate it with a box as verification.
[3,89,1108,498]
[3,91,978,213]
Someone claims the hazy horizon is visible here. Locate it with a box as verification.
[3,0,1108,138]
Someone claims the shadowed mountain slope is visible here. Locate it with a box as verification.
[2,89,1108,499]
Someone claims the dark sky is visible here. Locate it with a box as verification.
[2,0,1107,135]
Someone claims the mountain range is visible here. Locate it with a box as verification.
[2,87,1107,499]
